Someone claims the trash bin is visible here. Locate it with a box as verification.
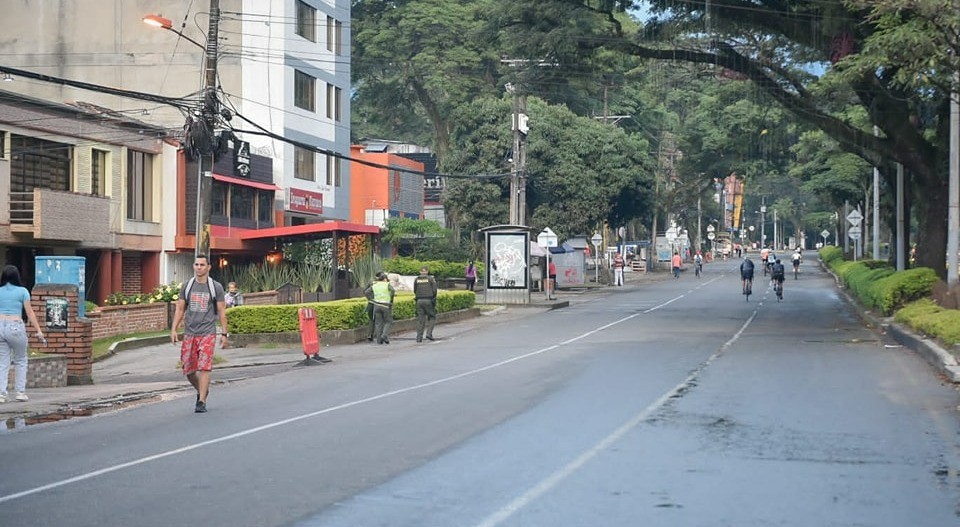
[298,307,320,357]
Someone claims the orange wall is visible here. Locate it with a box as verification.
[349,146,424,224]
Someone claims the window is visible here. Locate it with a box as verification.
[211,181,227,216]
[326,154,341,187]
[91,149,108,196]
[294,146,315,181]
[326,16,342,55]
[0,130,7,159]
[326,83,341,121]
[258,192,273,224]
[126,150,154,221]
[230,186,255,220]
[295,70,316,112]
[296,1,316,42]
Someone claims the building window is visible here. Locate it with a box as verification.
[326,154,341,187]
[9,135,72,192]
[326,83,341,121]
[230,186,255,220]
[126,150,154,221]
[0,130,7,159]
[258,192,273,224]
[91,149,108,196]
[296,1,316,42]
[294,146,315,181]
[211,181,227,216]
[327,16,342,55]
[295,70,316,112]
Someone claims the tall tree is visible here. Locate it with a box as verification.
[495,0,960,273]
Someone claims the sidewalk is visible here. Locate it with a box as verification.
[0,268,666,429]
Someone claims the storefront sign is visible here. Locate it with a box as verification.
[288,187,323,215]
[234,140,251,177]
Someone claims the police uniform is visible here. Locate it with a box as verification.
[365,278,394,344]
[413,273,438,342]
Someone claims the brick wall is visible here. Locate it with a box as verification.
[87,302,169,340]
[122,254,143,295]
[240,290,279,306]
[7,354,68,390]
[30,284,93,385]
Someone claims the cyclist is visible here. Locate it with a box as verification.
[740,257,755,295]
[771,258,786,298]
[791,250,802,278]
[694,251,703,278]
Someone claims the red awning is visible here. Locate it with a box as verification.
[239,221,381,240]
[212,173,279,191]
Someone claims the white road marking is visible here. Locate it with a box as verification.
[474,308,759,527]
[0,292,709,506]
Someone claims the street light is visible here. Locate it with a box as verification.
[144,5,221,258]
[142,14,206,50]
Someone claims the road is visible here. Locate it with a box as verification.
[2,256,959,526]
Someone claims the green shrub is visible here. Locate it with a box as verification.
[226,290,476,334]
[872,267,938,315]
[895,299,960,346]
[819,246,843,265]
[381,257,485,281]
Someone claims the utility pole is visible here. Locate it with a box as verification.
[948,82,959,282]
[872,126,881,260]
[506,83,527,226]
[194,0,221,257]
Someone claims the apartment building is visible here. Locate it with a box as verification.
[0,90,170,303]
[0,0,353,285]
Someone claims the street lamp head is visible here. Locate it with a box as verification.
[142,14,173,30]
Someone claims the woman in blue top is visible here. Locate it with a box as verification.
[0,265,44,403]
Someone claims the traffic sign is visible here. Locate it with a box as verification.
[590,232,602,247]
[846,210,863,226]
[537,227,558,248]
[848,225,862,240]
[821,229,831,239]
[706,225,715,233]
[707,232,716,240]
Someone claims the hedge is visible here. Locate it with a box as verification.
[820,248,938,316]
[381,257,484,281]
[226,290,477,334]
[895,299,960,346]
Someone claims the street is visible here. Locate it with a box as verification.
[2,257,959,526]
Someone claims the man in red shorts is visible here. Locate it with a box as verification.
[170,255,228,413]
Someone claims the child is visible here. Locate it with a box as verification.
[224,282,243,308]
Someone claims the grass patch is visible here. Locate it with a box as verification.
[93,331,169,361]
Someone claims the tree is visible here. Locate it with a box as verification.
[380,217,450,259]
[496,0,959,274]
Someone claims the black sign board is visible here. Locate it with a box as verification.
[45,297,69,331]
[235,140,251,177]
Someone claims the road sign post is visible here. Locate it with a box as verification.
[538,228,558,299]
[591,232,602,284]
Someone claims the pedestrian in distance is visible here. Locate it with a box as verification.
[364,272,395,344]
[464,260,477,291]
[671,252,682,279]
[612,253,625,286]
[0,265,45,403]
[224,281,243,308]
[170,255,228,413]
[363,276,377,342]
[548,260,557,299]
[414,266,438,342]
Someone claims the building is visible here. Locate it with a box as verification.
[349,144,425,230]
[0,0,353,284]
[0,90,169,303]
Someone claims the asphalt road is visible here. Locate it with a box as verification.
[2,257,959,527]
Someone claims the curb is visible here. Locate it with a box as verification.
[821,261,960,383]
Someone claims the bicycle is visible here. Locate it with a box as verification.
[742,277,752,301]
[695,262,702,278]
[774,278,784,302]
[793,261,800,280]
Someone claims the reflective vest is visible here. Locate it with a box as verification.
[372,281,391,304]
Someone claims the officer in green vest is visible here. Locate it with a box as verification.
[363,272,395,344]
[413,266,438,342]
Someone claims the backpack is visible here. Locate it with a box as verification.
[184,277,219,313]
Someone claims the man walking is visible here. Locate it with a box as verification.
[364,272,394,344]
[414,266,438,342]
[170,255,227,413]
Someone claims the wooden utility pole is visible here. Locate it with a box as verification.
[195,0,221,257]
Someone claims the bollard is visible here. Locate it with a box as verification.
[296,307,331,366]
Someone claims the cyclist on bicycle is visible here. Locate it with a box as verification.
[791,250,801,275]
[771,258,786,294]
[740,257,755,293]
[694,251,703,277]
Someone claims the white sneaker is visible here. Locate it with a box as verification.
[14,393,28,402]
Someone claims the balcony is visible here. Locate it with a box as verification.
[9,189,112,245]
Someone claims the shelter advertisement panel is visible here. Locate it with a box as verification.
[487,233,528,289]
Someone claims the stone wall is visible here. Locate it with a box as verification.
[87,302,168,340]
[7,354,68,390]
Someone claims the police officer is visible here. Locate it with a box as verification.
[363,272,394,344]
[413,266,438,342]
